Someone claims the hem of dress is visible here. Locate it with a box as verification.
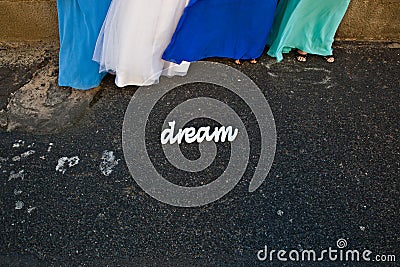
[58,73,107,90]
[163,53,263,64]
[115,79,159,88]
[58,81,102,90]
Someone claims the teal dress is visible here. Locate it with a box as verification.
[267,0,350,62]
[56,0,111,90]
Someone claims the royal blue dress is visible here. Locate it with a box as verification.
[56,0,111,90]
[162,0,278,63]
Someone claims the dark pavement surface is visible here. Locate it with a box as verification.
[0,42,399,266]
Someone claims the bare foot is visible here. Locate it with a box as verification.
[235,59,241,65]
[324,55,335,63]
[296,50,307,62]
[250,59,257,64]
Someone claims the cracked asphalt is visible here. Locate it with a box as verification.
[0,42,399,266]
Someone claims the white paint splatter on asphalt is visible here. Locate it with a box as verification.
[27,207,37,214]
[56,156,80,174]
[8,170,25,181]
[100,151,120,176]
[27,143,35,148]
[12,140,25,148]
[47,143,54,153]
[9,150,36,163]
[14,189,22,195]
[21,150,36,158]
[268,72,278,77]
[15,201,24,210]
[12,156,21,162]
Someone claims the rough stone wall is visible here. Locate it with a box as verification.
[337,0,400,41]
[0,0,58,42]
[0,0,399,42]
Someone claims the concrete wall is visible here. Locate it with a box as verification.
[1,0,399,42]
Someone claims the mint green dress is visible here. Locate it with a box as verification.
[267,0,350,62]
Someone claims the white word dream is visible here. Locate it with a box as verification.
[161,121,239,145]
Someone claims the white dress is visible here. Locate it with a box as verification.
[93,0,190,87]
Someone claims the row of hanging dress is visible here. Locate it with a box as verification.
[56,0,349,90]
[57,0,279,89]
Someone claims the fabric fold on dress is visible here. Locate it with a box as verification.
[162,0,278,64]
[267,0,350,62]
[57,0,111,90]
[93,0,190,87]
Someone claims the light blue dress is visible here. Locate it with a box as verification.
[56,0,111,90]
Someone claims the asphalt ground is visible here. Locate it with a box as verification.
[0,42,399,266]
